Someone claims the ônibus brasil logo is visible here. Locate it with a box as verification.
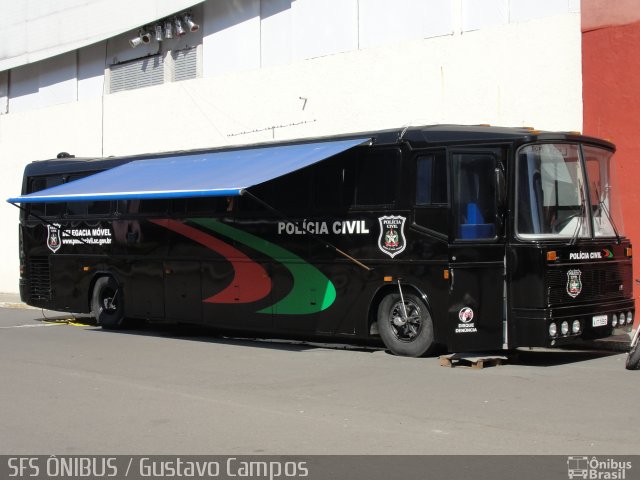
[378,216,406,258]
[567,456,632,479]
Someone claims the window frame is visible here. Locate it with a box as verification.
[412,149,449,240]
[450,148,502,243]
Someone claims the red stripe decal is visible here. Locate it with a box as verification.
[150,219,271,304]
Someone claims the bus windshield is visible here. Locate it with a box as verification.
[583,145,625,238]
[516,143,624,239]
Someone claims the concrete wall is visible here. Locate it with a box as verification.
[0,0,205,71]
[582,0,640,303]
[0,4,583,294]
[104,15,583,156]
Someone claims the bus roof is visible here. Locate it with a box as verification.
[23,124,615,178]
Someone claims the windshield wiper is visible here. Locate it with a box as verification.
[594,186,621,244]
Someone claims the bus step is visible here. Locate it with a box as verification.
[439,353,508,369]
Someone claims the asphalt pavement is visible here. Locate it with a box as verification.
[0,296,638,455]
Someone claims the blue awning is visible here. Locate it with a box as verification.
[8,137,370,203]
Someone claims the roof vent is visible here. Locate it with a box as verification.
[56,152,75,158]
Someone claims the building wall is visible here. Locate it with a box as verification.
[582,0,640,303]
[0,0,205,71]
[0,1,583,294]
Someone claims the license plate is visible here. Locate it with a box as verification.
[592,315,608,327]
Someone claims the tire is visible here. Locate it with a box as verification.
[626,330,640,370]
[377,292,435,357]
[91,276,125,330]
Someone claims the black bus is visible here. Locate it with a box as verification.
[8,125,635,356]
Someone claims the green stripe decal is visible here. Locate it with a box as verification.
[191,219,336,315]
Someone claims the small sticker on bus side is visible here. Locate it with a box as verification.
[47,224,62,253]
[566,269,583,298]
[455,307,477,333]
[377,215,406,258]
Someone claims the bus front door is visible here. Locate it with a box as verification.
[447,251,505,352]
[446,149,506,352]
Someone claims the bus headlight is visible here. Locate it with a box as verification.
[612,314,618,327]
[572,320,581,334]
[561,321,569,336]
[549,322,557,337]
[627,311,633,325]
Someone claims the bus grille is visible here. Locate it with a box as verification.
[28,257,52,301]
[546,263,631,305]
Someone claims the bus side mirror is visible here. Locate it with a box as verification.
[495,167,506,209]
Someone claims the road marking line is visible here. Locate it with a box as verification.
[0,302,39,310]
[0,323,65,329]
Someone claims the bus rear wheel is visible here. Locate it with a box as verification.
[91,277,125,330]
[377,292,435,357]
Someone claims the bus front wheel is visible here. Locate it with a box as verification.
[91,277,125,329]
[377,293,435,357]
[626,329,640,370]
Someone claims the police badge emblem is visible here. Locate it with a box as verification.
[377,216,406,258]
[47,224,62,253]
[566,269,582,298]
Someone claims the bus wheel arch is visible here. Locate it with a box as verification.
[370,284,437,357]
[90,275,125,329]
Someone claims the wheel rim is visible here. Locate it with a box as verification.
[101,288,117,313]
[388,299,423,342]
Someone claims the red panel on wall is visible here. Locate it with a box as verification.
[582,20,640,302]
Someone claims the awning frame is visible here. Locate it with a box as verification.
[7,137,371,204]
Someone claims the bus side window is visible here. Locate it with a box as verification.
[64,173,111,217]
[314,155,355,211]
[28,177,47,218]
[414,152,448,235]
[138,199,170,215]
[354,149,398,207]
[416,154,447,206]
[87,201,111,215]
[453,153,497,240]
[28,176,65,218]
[173,197,230,216]
[241,168,312,216]
[66,200,111,217]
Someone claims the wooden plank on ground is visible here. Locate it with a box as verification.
[439,353,508,369]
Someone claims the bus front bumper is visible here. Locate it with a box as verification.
[512,299,635,348]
